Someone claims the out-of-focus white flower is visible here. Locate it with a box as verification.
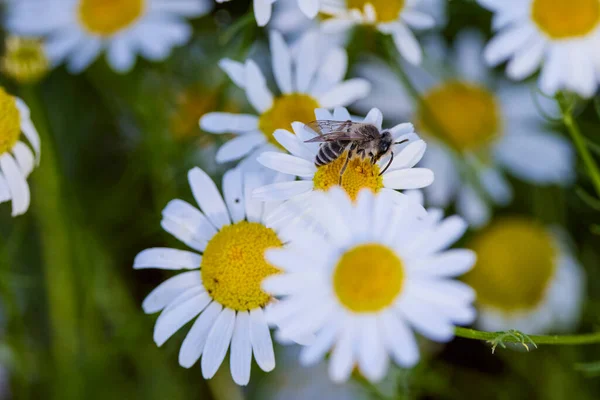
[478,0,600,98]
[218,0,321,27]
[357,32,575,228]
[253,106,432,227]
[319,0,441,64]
[5,0,211,73]
[0,88,40,217]
[263,188,476,383]
[464,217,585,334]
[200,31,370,167]
[134,166,303,386]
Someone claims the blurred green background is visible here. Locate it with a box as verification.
[0,1,600,399]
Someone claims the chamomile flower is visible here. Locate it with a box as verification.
[5,0,212,73]
[464,217,585,334]
[478,0,600,98]
[134,166,300,386]
[263,188,476,383]
[0,36,50,84]
[200,31,370,166]
[253,107,433,227]
[0,88,41,217]
[358,32,574,228]
[319,0,440,65]
[217,0,321,27]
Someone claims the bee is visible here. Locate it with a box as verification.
[304,120,408,184]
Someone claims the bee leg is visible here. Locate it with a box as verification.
[339,150,352,185]
[379,151,394,176]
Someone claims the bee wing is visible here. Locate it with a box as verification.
[304,120,368,143]
[304,131,367,143]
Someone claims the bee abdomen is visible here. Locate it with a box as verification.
[315,142,346,166]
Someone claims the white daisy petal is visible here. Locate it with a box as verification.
[298,0,320,18]
[295,31,319,93]
[244,172,265,223]
[219,59,246,89]
[401,10,436,29]
[162,199,217,243]
[254,0,273,26]
[223,167,245,224]
[0,173,11,204]
[249,308,275,372]
[383,168,434,190]
[299,318,339,366]
[200,113,259,134]
[142,271,202,314]
[188,167,231,229]
[179,301,222,368]
[216,133,265,163]
[273,129,315,160]
[409,249,476,278]
[318,79,371,108]
[253,180,314,202]
[201,308,236,379]
[381,22,422,65]
[12,141,35,177]
[380,312,419,367]
[230,311,252,385]
[257,153,317,177]
[358,317,388,382]
[154,288,211,346]
[364,108,383,130]
[389,140,426,171]
[329,318,356,383]
[397,298,455,342]
[245,60,274,113]
[483,23,535,66]
[270,31,294,94]
[134,248,202,270]
[0,153,30,217]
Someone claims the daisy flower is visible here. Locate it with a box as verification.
[0,87,41,217]
[218,0,321,27]
[134,166,300,386]
[253,107,433,225]
[464,217,585,334]
[478,0,600,98]
[263,188,476,383]
[5,0,212,73]
[0,36,50,84]
[319,0,440,65]
[200,30,371,166]
[357,32,574,228]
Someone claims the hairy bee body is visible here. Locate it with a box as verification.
[315,141,348,166]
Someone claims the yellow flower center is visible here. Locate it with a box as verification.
[78,0,145,36]
[0,88,21,155]
[258,93,320,149]
[1,36,49,84]
[334,244,404,313]
[347,0,405,22]
[464,218,557,312]
[418,81,501,151]
[201,221,283,311]
[532,0,600,39]
[313,153,384,201]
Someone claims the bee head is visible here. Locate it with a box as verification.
[376,131,394,159]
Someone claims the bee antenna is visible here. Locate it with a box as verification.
[394,139,409,145]
[379,151,394,176]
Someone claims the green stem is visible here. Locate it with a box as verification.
[455,327,600,345]
[558,95,600,199]
[20,85,81,400]
[206,367,244,400]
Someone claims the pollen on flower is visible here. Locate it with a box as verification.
[201,221,283,311]
[334,243,404,312]
[1,36,49,84]
[418,81,501,151]
[464,217,557,312]
[78,0,145,36]
[258,93,319,149]
[347,0,405,23]
[312,153,384,201]
[0,88,21,156]
[532,0,600,39]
